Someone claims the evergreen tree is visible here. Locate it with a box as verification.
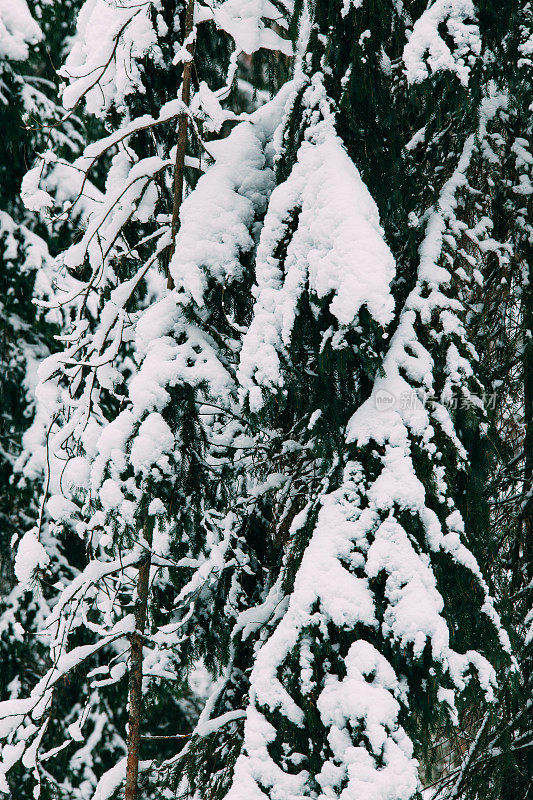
[180,2,514,799]
[0,0,55,589]
[428,3,533,797]
[0,2,135,798]
[0,1,292,798]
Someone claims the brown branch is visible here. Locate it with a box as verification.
[124,515,154,800]
[167,0,195,290]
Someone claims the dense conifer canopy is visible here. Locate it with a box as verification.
[0,2,530,799]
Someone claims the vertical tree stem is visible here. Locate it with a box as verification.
[124,516,154,800]
[521,265,533,688]
[167,0,195,290]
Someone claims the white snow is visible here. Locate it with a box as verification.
[316,642,418,798]
[403,0,481,86]
[129,412,174,476]
[0,0,41,62]
[47,495,80,523]
[238,74,395,410]
[20,165,54,213]
[14,532,50,587]
[168,86,290,302]
[61,0,291,117]
[60,0,160,115]
[5,5,517,797]
[224,76,510,800]
[204,0,292,57]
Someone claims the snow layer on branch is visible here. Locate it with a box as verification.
[20,164,54,213]
[238,77,395,410]
[90,757,151,800]
[90,757,127,800]
[168,95,283,303]
[60,0,160,115]
[227,472,424,800]
[403,0,481,86]
[0,0,41,62]
[34,160,104,222]
[205,0,293,56]
[61,0,291,116]
[84,89,290,524]
[245,472,378,726]
[14,531,50,587]
[346,91,511,658]
[225,85,510,800]
[62,149,171,272]
[315,642,418,800]
[224,458,457,800]
[129,412,174,475]
[153,85,290,307]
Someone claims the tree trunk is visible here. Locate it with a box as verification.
[522,270,533,545]
[124,516,154,800]
[521,262,533,688]
[167,0,195,290]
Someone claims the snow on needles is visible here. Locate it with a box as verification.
[86,90,290,532]
[168,92,285,304]
[223,83,510,800]
[60,0,160,116]
[238,75,395,410]
[14,531,50,587]
[403,0,481,86]
[0,0,41,63]
[202,0,293,56]
[61,0,292,116]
